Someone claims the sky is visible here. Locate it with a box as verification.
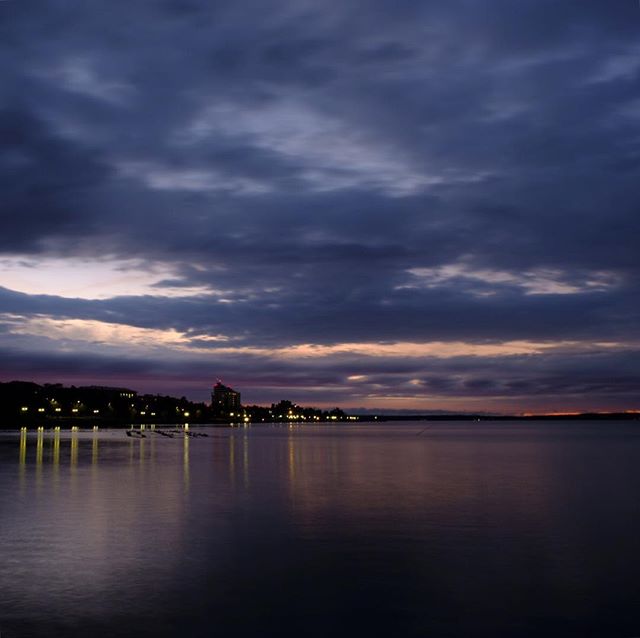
[0,0,639,413]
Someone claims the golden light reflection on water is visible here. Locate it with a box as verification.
[19,429,27,464]
[35,430,44,491]
[17,429,95,495]
[183,434,190,490]
[35,430,44,465]
[52,430,60,467]
[8,425,560,532]
[11,429,205,515]
[70,434,78,468]
[5,426,199,616]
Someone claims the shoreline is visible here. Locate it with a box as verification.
[1,411,639,431]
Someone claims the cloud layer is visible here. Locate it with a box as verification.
[0,0,639,411]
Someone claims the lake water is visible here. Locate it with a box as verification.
[1,421,640,637]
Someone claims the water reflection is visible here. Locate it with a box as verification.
[183,434,189,490]
[229,432,235,486]
[150,432,156,467]
[4,429,198,619]
[69,433,78,463]
[288,432,295,483]
[3,423,640,638]
[92,434,99,466]
[16,428,109,472]
[18,428,27,492]
[35,429,44,465]
[19,428,27,464]
[139,435,145,466]
[52,429,60,467]
[243,433,249,489]
[35,429,44,491]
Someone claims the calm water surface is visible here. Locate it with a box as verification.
[1,421,640,637]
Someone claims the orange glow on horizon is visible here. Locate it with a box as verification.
[521,409,640,417]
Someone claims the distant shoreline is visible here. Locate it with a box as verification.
[356,412,640,422]
[1,411,639,431]
[2,379,638,429]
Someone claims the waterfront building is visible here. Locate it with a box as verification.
[211,381,241,418]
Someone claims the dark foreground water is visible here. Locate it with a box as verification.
[1,422,640,638]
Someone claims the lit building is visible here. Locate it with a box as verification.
[211,381,241,418]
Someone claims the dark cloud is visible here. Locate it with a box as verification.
[0,0,639,409]
[0,106,110,251]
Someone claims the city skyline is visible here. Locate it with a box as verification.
[1,1,639,412]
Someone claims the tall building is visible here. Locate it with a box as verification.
[211,381,241,418]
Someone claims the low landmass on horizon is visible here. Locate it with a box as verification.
[2,380,637,428]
